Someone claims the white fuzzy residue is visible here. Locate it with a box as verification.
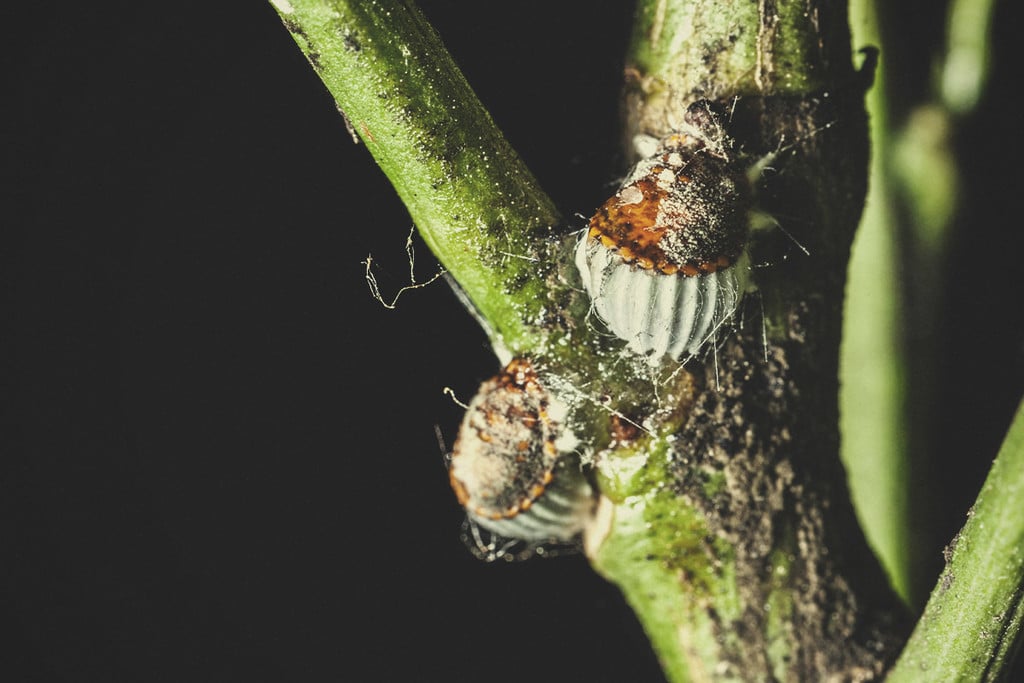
[601,450,650,489]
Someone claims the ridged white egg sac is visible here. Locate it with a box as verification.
[575,100,753,365]
[468,458,593,542]
[448,359,593,542]
[576,235,745,364]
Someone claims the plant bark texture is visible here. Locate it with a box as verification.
[584,2,911,680]
[269,1,913,681]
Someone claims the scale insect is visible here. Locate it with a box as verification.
[575,99,765,366]
[447,358,594,544]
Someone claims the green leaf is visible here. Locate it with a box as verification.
[842,0,913,604]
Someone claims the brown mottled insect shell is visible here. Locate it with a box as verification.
[448,358,593,542]
[575,118,753,364]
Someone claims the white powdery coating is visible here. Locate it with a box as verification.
[450,365,593,543]
[448,430,513,505]
[654,173,742,268]
[475,463,594,541]
[618,185,644,205]
[575,234,744,365]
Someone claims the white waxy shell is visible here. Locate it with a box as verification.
[575,234,745,365]
[448,359,593,542]
[470,459,593,541]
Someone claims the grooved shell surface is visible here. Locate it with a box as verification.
[576,234,745,365]
[448,359,593,542]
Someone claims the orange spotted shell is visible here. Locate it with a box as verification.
[575,101,752,364]
[448,359,593,542]
[585,132,750,276]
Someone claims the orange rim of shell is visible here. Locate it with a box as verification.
[448,358,559,520]
[449,461,556,521]
[587,178,740,277]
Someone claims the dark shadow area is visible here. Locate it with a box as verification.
[2,2,1020,681]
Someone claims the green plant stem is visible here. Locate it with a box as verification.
[629,0,825,93]
[941,0,999,114]
[584,1,910,680]
[887,398,1024,681]
[272,1,912,680]
[268,0,560,356]
[622,0,848,152]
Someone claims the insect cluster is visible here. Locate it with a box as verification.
[575,100,755,365]
[447,358,593,546]
[448,101,768,549]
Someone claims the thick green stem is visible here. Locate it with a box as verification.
[272,1,912,680]
[269,0,560,355]
[622,0,847,149]
[585,1,910,680]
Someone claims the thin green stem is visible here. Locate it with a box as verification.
[887,398,1024,681]
[941,0,999,114]
[269,0,560,356]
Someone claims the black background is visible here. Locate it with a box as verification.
[3,2,1021,681]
